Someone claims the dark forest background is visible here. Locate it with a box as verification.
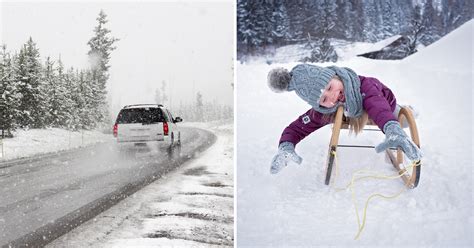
[237,0,473,62]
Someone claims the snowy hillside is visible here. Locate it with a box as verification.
[236,20,473,246]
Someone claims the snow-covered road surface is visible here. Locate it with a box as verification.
[0,127,216,247]
[46,121,234,247]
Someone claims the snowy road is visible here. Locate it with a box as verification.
[0,127,216,247]
[47,121,234,247]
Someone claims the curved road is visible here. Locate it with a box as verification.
[0,127,216,247]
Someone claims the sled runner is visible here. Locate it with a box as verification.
[325,106,421,188]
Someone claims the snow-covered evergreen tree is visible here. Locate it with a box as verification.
[420,0,441,45]
[333,0,354,40]
[41,56,55,126]
[404,5,425,57]
[87,9,118,127]
[362,0,380,42]
[46,57,71,128]
[0,45,20,135]
[15,37,47,128]
[76,70,95,129]
[161,80,168,106]
[381,0,396,38]
[272,2,291,46]
[303,0,338,63]
[237,0,266,55]
[154,88,162,105]
[63,67,78,130]
[196,91,204,122]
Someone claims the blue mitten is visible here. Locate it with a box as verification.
[375,121,422,161]
[270,142,303,174]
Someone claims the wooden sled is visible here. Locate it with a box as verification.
[325,106,421,189]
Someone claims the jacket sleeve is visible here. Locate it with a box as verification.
[279,108,331,146]
[361,77,398,131]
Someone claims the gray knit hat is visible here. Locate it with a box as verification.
[267,67,292,93]
[288,64,335,110]
[287,64,363,117]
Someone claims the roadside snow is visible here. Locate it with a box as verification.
[47,121,234,247]
[0,128,112,161]
[237,20,472,246]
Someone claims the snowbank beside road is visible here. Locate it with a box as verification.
[0,128,112,161]
[47,121,234,247]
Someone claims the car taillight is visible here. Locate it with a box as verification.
[163,122,169,136]
[113,124,118,137]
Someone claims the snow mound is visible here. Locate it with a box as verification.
[404,19,473,72]
[336,35,402,60]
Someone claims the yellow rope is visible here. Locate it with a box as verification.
[329,150,419,239]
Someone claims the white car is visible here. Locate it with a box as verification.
[113,104,182,146]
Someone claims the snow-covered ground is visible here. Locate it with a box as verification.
[47,121,234,247]
[0,128,112,161]
[237,20,472,246]
[240,34,404,64]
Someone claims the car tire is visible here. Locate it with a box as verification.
[170,132,174,147]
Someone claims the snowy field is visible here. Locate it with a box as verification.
[0,128,112,161]
[237,20,472,246]
[47,121,234,247]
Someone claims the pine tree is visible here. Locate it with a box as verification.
[381,0,397,38]
[161,80,168,106]
[87,10,118,127]
[420,0,441,45]
[272,1,291,46]
[304,0,338,62]
[333,0,354,40]
[46,57,70,128]
[196,91,203,122]
[351,1,366,41]
[41,56,55,126]
[237,0,265,55]
[154,88,162,105]
[15,37,46,128]
[76,70,95,129]
[404,5,425,57]
[286,0,319,42]
[63,67,78,130]
[0,45,20,136]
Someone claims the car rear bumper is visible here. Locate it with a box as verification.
[117,135,166,143]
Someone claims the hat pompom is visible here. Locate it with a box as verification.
[267,67,291,93]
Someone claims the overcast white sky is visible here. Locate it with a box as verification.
[1,0,233,117]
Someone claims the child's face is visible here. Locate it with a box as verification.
[319,77,345,108]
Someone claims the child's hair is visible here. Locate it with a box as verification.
[322,111,368,135]
[347,111,368,135]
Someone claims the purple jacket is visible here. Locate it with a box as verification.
[279,76,397,146]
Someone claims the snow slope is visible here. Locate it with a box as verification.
[47,121,234,247]
[237,20,473,246]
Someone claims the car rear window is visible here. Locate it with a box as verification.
[116,108,165,124]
